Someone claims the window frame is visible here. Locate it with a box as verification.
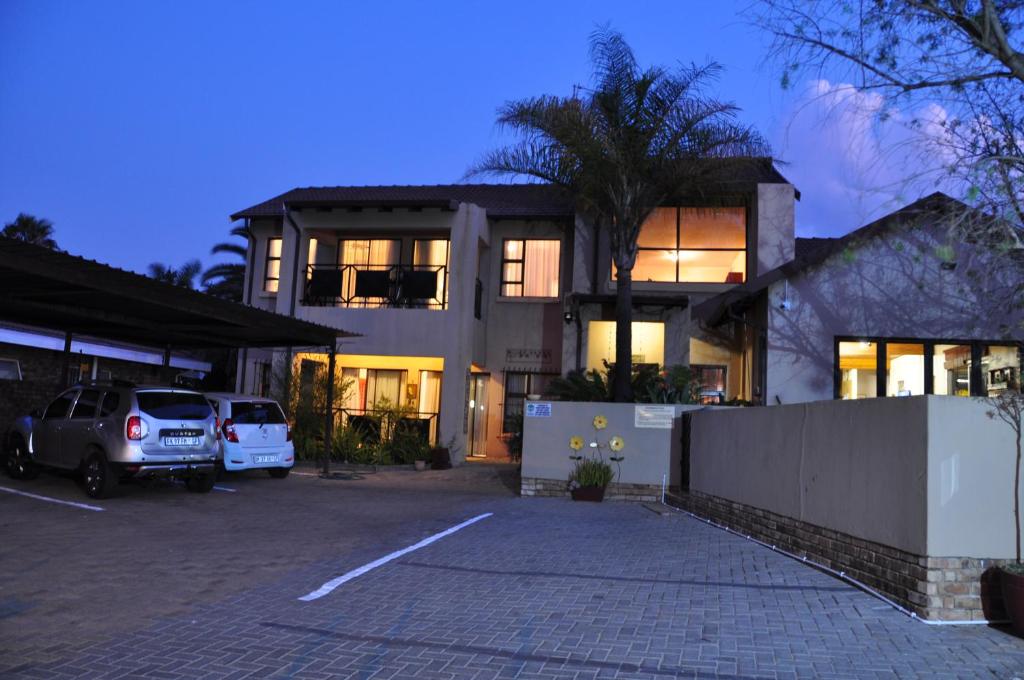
[0,357,22,381]
[501,371,557,433]
[500,238,561,299]
[617,206,748,284]
[833,336,1024,399]
[264,237,283,293]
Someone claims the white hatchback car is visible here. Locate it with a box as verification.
[205,393,294,478]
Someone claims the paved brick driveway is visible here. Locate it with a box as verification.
[2,465,1023,678]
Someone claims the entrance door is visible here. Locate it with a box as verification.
[466,374,488,457]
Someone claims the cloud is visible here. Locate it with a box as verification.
[773,79,960,237]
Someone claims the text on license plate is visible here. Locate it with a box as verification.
[164,436,201,447]
[253,455,278,464]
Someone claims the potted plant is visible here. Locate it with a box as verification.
[988,388,1024,631]
[567,415,625,502]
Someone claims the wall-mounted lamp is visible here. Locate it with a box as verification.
[563,310,574,325]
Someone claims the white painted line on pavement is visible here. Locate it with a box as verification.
[0,486,105,512]
[290,471,318,476]
[213,485,237,493]
[298,512,494,602]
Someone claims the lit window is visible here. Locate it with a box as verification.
[617,207,746,284]
[586,321,665,370]
[413,239,450,308]
[501,239,560,298]
[886,343,925,396]
[692,365,727,404]
[933,344,972,396]
[983,344,1022,396]
[264,237,282,293]
[838,341,877,399]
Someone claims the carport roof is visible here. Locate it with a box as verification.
[0,237,350,349]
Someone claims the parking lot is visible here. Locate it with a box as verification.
[2,463,1023,679]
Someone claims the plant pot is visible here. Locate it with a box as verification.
[1001,567,1024,633]
[570,485,606,502]
[414,460,427,472]
[430,447,451,470]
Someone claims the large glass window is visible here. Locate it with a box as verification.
[886,343,925,396]
[693,365,727,404]
[838,341,878,399]
[586,321,665,371]
[501,239,560,298]
[338,239,401,306]
[840,338,1022,399]
[264,237,282,293]
[618,207,747,284]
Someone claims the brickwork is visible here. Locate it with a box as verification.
[521,476,662,502]
[0,343,178,434]
[666,488,1010,622]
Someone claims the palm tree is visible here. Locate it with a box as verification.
[471,28,769,401]
[2,213,58,249]
[148,259,202,288]
[202,224,250,301]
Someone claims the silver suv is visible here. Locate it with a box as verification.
[3,381,220,499]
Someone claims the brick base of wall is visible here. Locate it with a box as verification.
[521,476,662,503]
[666,489,1010,622]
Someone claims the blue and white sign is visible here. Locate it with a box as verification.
[525,402,552,418]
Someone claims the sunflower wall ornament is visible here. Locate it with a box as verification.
[567,413,625,495]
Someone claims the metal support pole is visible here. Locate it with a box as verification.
[60,332,72,387]
[323,344,336,476]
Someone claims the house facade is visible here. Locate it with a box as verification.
[232,173,1022,461]
[231,160,796,458]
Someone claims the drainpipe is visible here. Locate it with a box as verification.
[239,218,256,393]
[283,205,303,407]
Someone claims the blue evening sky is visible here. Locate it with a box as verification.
[0,1,936,274]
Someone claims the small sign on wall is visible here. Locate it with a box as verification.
[634,405,674,429]
[525,402,552,418]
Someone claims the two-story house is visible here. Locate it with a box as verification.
[230,159,798,458]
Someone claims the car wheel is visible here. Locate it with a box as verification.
[82,451,117,499]
[186,473,216,493]
[4,436,38,480]
[268,467,290,479]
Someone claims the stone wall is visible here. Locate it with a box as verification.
[520,476,662,502]
[667,489,1008,622]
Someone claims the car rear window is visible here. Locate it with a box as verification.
[230,401,286,424]
[136,392,213,420]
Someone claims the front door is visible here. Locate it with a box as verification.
[466,374,488,457]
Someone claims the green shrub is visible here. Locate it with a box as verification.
[545,362,698,404]
[568,457,615,488]
[502,413,524,463]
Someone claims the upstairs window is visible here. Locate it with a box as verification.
[617,207,747,284]
[501,239,560,298]
[264,237,282,293]
[0,358,21,381]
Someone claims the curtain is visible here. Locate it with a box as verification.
[522,240,560,297]
[368,369,404,408]
[414,240,449,307]
[340,368,363,412]
[418,370,442,415]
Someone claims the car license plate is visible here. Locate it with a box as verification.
[164,436,201,447]
[253,455,278,464]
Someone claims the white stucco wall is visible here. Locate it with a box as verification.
[688,395,1023,559]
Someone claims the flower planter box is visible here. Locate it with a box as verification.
[570,485,606,502]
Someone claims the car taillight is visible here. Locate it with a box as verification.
[222,418,238,443]
[126,415,144,441]
[215,417,221,441]
[286,421,292,442]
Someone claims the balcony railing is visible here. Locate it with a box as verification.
[333,407,440,449]
[303,263,448,309]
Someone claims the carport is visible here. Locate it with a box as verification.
[0,237,353,471]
